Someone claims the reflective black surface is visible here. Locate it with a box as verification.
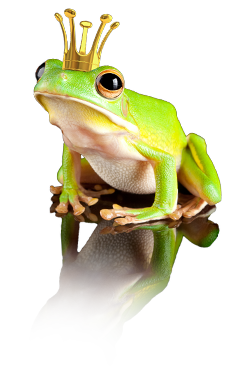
[27,166,222,373]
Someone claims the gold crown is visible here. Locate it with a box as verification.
[55,9,119,72]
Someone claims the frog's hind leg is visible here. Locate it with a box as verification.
[173,133,221,220]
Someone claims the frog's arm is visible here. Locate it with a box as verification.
[55,144,89,215]
[57,156,105,185]
[101,139,178,224]
[51,144,114,215]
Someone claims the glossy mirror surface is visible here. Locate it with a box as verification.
[28,188,221,373]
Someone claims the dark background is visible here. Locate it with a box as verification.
[27,8,222,373]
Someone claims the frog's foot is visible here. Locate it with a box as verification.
[49,195,98,222]
[50,185,115,216]
[100,204,172,225]
[169,196,208,221]
[181,205,216,224]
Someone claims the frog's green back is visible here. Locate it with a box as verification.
[125,89,187,157]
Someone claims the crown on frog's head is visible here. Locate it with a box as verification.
[55,9,119,72]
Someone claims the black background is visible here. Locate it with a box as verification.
[27,8,222,373]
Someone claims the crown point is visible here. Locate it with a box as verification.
[64,8,76,18]
[80,21,93,28]
[100,14,112,23]
[55,13,63,22]
[110,22,120,30]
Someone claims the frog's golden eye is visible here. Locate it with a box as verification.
[87,348,116,370]
[35,64,45,80]
[96,70,124,99]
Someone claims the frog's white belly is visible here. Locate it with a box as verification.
[85,154,156,194]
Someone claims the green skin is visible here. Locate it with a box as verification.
[34,59,221,223]
[30,211,219,371]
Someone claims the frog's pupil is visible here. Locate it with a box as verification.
[92,355,114,370]
[100,73,122,90]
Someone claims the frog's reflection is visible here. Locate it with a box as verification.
[32,193,219,343]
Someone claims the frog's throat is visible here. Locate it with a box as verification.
[34,92,139,137]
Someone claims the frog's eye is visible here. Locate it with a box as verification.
[96,70,124,99]
[35,62,45,82]
[87,348,116,370]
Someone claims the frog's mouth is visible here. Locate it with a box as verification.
[34,92,139,137]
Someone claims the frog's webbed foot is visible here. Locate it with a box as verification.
[100,204,172,225]
[169,196,208,221]
[49,195,98,223]
[100,195,210,226]
[50,184,115,216]
[180,205,216,225]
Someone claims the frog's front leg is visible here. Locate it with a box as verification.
[51,144,114,215]
[101,140,178,225]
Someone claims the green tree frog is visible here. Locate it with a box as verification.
[30,206,219,370]
[34,58,221,225]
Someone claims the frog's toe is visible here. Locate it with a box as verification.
[94,184,103,191]
[82,187,115,198]
[70,196,86,216]
[50,185,63,195]
[100,205,136,221]
[55,201,69,214]
[169,196,208,220]
[79,195,99,206]
[74,214,85,222]
[114,216,136,225]
[77,186,114,206]
[181,205,216,225]
[83,205,98,221]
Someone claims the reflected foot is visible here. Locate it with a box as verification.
[181,205,216,224]
[50,184,115,216]
[100,219,171,235]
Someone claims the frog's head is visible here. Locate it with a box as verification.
[30,288,133,370]
[34,59,139,139]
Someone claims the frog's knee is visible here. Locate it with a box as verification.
[201,178,221,205]
[187,133,206,147]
